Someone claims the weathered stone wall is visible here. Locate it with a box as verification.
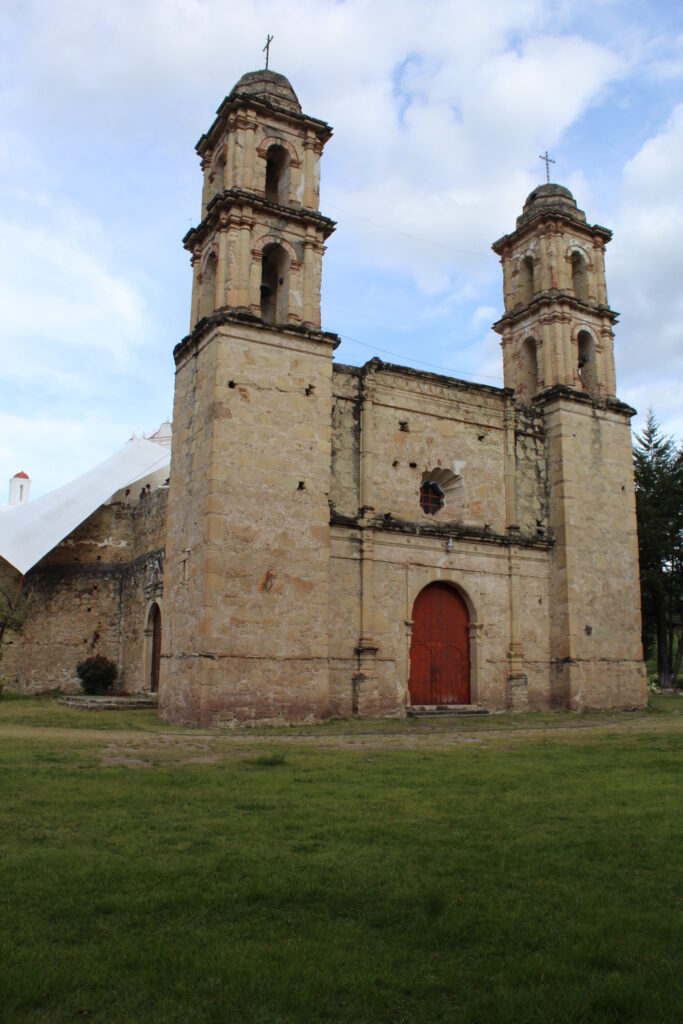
[362,361,509,530]
[162,318,337,725]
[543,394,647,708]
[0,489,167,694]
[328,527,553,715]
[327,360,554,714]
[330,366,361,519]
[514,404,549,536]
[118,488,167,693]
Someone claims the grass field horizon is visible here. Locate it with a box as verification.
[1,696,681,1023]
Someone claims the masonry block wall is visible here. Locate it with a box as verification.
[327,360,553,717]
[162,317,337,726]
[0,491,167,694]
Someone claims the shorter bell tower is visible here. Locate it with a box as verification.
[492,184,616,402]
[493,183,647,710]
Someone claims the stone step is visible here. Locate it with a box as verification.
[407,704,490,717]
[58,694,158,712]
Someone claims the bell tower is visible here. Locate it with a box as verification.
[492,183,616,402]
[493,184,647,709]
[162,70,339,726]
[184,70,334,329]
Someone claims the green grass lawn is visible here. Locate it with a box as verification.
[0,697,681,1023]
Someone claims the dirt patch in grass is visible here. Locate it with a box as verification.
[100,755,152,768]
[0,704,679,770]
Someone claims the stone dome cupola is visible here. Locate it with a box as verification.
[516,183,587,229]
[229,70,302,115]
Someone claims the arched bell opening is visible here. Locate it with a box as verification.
[260,243,290,324]
[577,329,598,398]
[198,251,217,321]
[519,255,535,306]
[265,145,290,205]
[519,337,540,398]
[571,251,589,303]
[408,582,471,706]
[210,148,227,200]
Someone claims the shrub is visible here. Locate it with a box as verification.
[246,751,287,768]
[76,655,117,695]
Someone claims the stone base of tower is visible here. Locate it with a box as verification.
[159,655,330,727]
[551,658,647,711]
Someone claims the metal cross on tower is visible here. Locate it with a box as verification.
[539,151,556,183]
[263,34,274,70]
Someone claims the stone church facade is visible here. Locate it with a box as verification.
[0,69,647,723]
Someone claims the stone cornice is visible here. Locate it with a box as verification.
[26,546,166,581]
[492,213,612,255]
[492,291,618,333]
[532,384,636,417]
[358,357,511,401]
[329,509,551,550]
[174,308,340,365]
[183,189,336,250]
[196,93,332,156]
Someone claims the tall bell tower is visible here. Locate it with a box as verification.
[493,184,647,709]
[161,70,339,725]
[185,70,334,330]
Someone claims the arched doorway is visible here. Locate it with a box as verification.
[148,603,161,693]
[409,583,470,705]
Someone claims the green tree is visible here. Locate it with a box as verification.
[633,412,683,687]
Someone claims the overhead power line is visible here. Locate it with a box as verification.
[325,203,491,259]
[337,333,504,384]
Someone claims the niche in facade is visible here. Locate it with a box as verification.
[265,145,290,205]
[260,243,290,324]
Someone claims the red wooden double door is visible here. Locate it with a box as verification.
[409,583,470,705]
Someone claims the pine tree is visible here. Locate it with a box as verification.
[633,412,683,687]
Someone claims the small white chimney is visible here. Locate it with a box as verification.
[8,471,31,506]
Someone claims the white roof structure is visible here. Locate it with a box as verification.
[0,437,171,575]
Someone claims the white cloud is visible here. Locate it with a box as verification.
[1,0,681,503]
[318,24,624,296]
[609,104,683,435]
[0,411,141,498]
[0,194,147,384]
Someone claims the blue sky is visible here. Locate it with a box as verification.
[1,0,682,497]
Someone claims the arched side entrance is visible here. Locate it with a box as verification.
[409,583,470,705]
[146,603,162,693]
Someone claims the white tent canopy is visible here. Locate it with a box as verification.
[0,438,171,575]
